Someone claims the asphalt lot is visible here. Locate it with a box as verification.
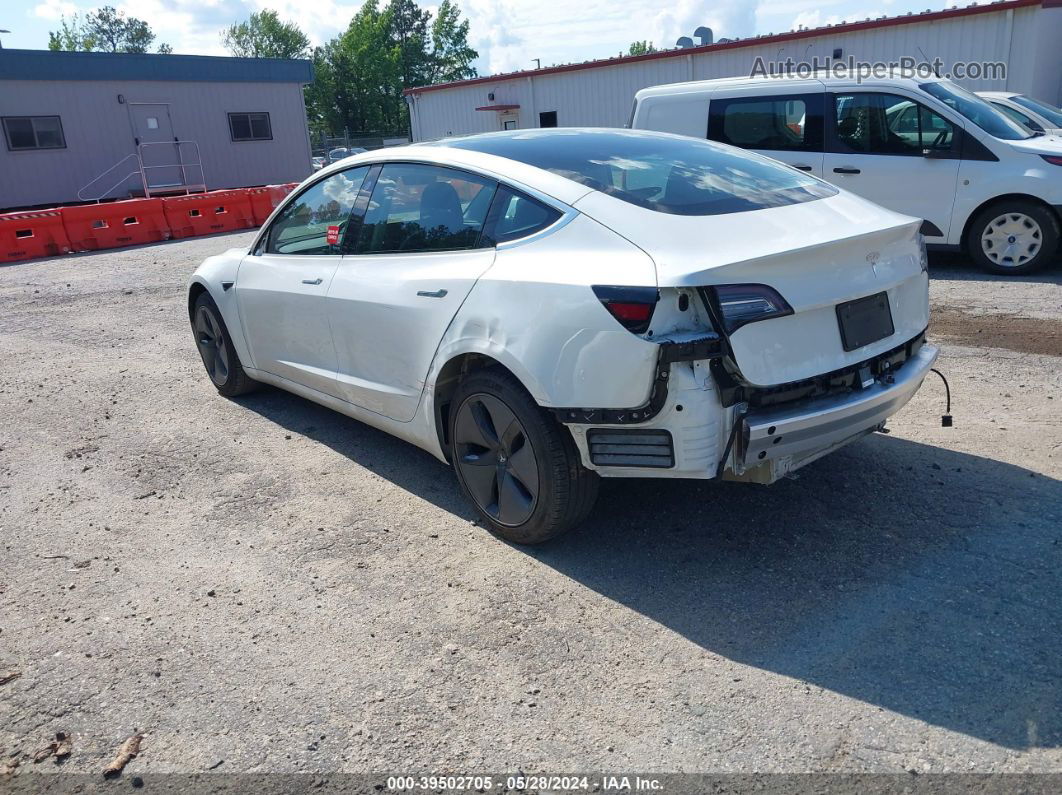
[1,234,1060,777]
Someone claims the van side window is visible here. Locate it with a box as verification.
[707,93,824,152]
[832,93,956,155]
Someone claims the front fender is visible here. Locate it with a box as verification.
[187,247,254,370]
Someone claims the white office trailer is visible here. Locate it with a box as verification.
[405,0,1062,142]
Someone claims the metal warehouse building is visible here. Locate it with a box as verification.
[0,50,314,211]
[405,0,1062,141]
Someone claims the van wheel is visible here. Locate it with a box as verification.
[966,200,1060,275]
[450,369,599,544]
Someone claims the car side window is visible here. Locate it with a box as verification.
[990,102,1043,132]
[708,93,824,152]
[265,167,368,255]
[833,93,955,155]
[480,186,562,246]
[353,163,496,254]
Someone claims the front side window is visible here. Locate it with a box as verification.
[3,116,66,151]
[919,81,1032,140]
[229,112,272,142]
[354,163,496,254]
[833,93,955,155]
[990,102,1043,132]
[442,129,835,216]
[1011,95,1062,128]
[265,167,368,255]
[708,93,824,152]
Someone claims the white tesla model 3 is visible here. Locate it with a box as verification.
[188,129,938,543]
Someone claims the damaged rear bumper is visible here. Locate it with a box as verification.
[731,343,939,482]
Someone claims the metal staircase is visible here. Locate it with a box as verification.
[77,141,206,203]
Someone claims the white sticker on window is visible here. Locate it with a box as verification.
[146,117,159,129]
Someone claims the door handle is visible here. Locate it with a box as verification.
[792,164,813,171]
[302,278,323,285]
[833,167,861,174]
[417,289,448,298]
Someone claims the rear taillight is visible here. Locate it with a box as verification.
[592,285,659,334]
[1041,155,1062,166]
[709,284,793,333]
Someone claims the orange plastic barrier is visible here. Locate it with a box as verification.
[61,198,170,252]
[247,183,299,226]
[162,189,255,239]
[0,209,72,263]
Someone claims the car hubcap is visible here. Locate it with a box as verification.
[981,212,1042,267]
[194,306,229,386]
[454,393,539,527]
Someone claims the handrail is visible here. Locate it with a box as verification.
[138,141,205,195]
[76,141,207,202]
[76,152,143,202]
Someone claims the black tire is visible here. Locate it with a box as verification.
[191,291,259,397]
[449,368,599,544]
[965,200,1060,275]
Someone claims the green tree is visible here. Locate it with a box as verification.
[222,10,310,59]
[386,0,432,89]
[157,42,173,54]
[305,0,403,135]
[427,0,478,84]
[48,6,160,53]
[48,15,95,51]
[304,0,479,137]
[627,40,657,56]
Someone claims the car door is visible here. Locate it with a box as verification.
[236,166,369,396]
[822,91,961,241]
[326,162,499,421]
[706,88,826,176]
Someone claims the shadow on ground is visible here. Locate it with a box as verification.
[928,250,1062,283]
[240,387,1062,750]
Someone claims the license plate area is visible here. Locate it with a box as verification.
[836,291,894,351]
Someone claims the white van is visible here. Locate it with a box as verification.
[631,73,1062,274]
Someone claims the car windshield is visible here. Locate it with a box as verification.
[440,129,836,216]
[1012,95,1062,128]
[920,81,1033,140]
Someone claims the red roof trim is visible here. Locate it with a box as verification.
[405,0,1042,96]
[474,104,520,111]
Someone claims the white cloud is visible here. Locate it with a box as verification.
[32,0,78,21]
[791,10,844,30]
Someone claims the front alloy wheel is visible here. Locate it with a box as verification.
[194,304,230,387]
[453,393,539,527]
[190,291,258,397]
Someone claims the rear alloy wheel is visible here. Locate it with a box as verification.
[192,292,258,397]
[967,200,1060,275]
[450,369,598,544]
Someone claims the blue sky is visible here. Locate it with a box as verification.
[3,0,967,76]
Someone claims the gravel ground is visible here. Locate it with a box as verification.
[1,235,1060,779]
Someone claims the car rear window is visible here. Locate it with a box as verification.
[441,129,835,216]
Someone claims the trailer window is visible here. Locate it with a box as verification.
[3,116,66,151]
[228,112,272,142]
